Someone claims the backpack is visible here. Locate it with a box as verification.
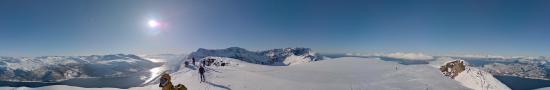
[199,67,205,73]
[175,84,187,90]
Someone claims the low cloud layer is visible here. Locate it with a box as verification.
[385,52,434,60]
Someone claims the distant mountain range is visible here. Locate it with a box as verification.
[189,47,322,66]
[1,47,549,90]
[0,54,160,82]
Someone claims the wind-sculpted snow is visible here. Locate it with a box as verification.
[189,47,322,65]
[0,54,160,82]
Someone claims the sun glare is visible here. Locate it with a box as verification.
[148,20,160,28]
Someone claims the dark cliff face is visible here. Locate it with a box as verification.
[440,60,466,79]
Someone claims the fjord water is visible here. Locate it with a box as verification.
[0,70,152,89]
[495,76,550,90]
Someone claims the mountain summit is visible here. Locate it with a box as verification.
[189,47,322,65]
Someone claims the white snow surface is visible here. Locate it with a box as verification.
[455,67,510,90]
[1,57,475,90]
[282,55,313,65]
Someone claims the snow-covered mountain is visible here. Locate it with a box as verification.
[188,47,322,65]
[0,55,518,90]
[1,57,474,90]
[431,57,511,90]
[483,63,547,80]
[450,56,550,80]
[0,54,160,82]
[0,50,519,90]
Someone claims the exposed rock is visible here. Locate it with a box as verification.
[432,58,510,90]
[440,60,466,79]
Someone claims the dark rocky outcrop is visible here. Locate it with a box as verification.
[440,60,466,79]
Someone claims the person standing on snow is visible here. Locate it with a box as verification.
[198,66,206,82]
[201,60,206,67]
[191,57,196,66]
[184,61,189,67]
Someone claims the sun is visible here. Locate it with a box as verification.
[145,19,162,36]
[148,20,160,28]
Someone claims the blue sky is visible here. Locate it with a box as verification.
[1,0,550,56]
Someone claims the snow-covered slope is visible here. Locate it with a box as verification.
[188,47,321,65]
[431,57,510,90]
[3,57,475,90]
[0,54,159,82]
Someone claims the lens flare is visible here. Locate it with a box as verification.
[148,20,160,28]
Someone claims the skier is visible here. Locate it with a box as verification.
[191,57,196,66]
[184,61,189,67]
[201,60,206,67]
[198,66,206,82]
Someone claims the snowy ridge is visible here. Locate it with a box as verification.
[431,57,510,90]
[188,47,321,65]
[1,57,473,90]
[456,67,510,90]
[0,54,159,82]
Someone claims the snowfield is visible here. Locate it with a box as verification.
[1,57,491,90]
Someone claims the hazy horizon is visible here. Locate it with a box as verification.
[2,0,550,57]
